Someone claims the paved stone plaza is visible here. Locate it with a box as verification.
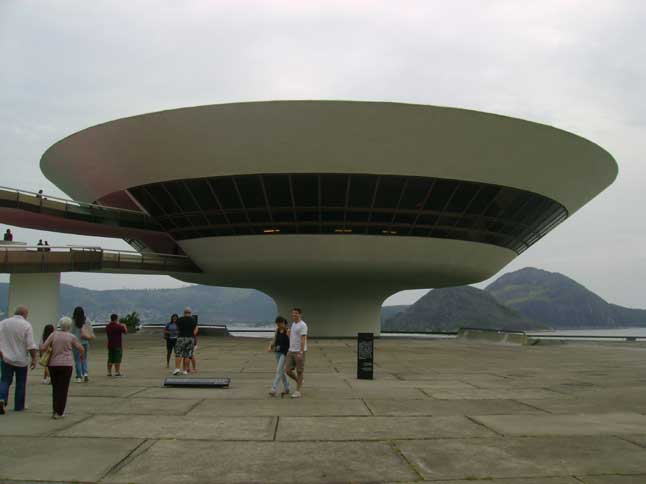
[1,333,646,483]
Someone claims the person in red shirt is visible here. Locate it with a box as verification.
[105,314,127,377]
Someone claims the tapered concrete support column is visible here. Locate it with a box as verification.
[8,273,60,339]
[265,285,390,338]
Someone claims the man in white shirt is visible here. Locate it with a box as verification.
[285,307,308,398]
[0,306,38,415]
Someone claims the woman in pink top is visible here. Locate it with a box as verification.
[40,317,84,419]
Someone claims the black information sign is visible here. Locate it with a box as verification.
[357,332,374,380]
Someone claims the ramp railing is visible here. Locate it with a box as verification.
[0,186,161,231]
[0,245,200,274]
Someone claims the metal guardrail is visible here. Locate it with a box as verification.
[0,245,200,274]
[527,334,646,341]
[0,186,161,231]
[384,330,645,341]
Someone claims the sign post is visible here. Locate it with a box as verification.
[357,332,374,380]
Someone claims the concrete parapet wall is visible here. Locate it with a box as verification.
[457,327,528,345]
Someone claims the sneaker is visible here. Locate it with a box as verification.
[172,369,181,375]
[52,413,64,419]
[268,390,277,397]
[182,371,189,375]
[291,391,302,399]
[75,377,82,383]
[83,375,89,382]
[0,401,4,415]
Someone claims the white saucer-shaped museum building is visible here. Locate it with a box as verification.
[40,101,617,336]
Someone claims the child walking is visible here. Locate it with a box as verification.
[41,324,55,384]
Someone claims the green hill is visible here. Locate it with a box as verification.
[382,286,544,332]
[0,282,276,324]
[380,305,409,323]
[485,267,646,328]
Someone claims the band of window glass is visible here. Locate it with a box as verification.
[128,173,568,254]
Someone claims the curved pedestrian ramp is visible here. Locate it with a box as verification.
[457,327,529,345]
[163,377,231,388]
[0,186,181,254]
[0,185,160,231]
[0,245,201,275]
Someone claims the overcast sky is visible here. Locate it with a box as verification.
[1,1,644,307]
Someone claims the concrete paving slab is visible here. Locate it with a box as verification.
[189,398,371,416]
[428,479,580,484]
[0,411,88,436]
[518,397,646,414]
[28,383,147,398]
[620,435,646,448]
[0,436,142,482]
[277,415,495,440]
[7,334,646,483]
[473,413,646,436]
[429,388,571,400]
[132,386,266,400]
[580,476,646,483]
[57,414,276,440]
[103,440,419,483]
[364,398,547,416]
[25,395,201,415]
[396,436,646,480]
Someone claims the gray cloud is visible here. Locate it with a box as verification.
[1,0,644,306]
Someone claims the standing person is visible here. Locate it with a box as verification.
[173,307,196,376]
[285,308,308,399]
[0,306,37,415]
[105,314,127,377]
[71,307,94,382]
[41,317,84,419]
[163,314,179,369]
[267,316,290,397]
[40,324,55,384]
[190,324,199,373]
[3,229,12,241]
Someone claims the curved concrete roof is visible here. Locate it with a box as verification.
[41,100,617,213]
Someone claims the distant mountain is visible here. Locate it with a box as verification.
[3,266,644,330]
[381,305,409,323]
[486,267,646,328]
[383,286,544,332]
[0,282,276,324]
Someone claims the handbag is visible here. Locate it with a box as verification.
[81,321,95,341]
[39,346,52,367]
